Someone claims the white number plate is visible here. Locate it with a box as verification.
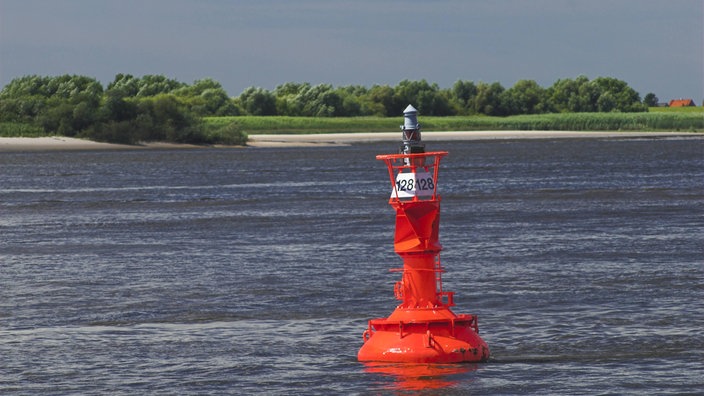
[392,171,435,198]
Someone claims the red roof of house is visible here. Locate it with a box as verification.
[669,99,696,107]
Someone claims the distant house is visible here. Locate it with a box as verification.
[669,98,696,107]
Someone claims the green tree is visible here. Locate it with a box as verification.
[135,75,186,97]
[173,78,238,116]
[149,94,200,142]
[107,74,139,96]
[239,87,277,116]
[451,80,477,115]
[471,82,505,115]
[596,91,617,112]
[39,101,75,136]
[274,82,310,116]
[500,79,546,115]
[44,75,103,102]
[0,96,45,122]
[0,75,50,97]
[392,79,453,116]
[643,93,658,107]
[334,85,366,116]
[591,77,646,112]
[363,84,395,116]
[298,84,344,117]
[547,76,646,113]
[99,89,138,122]
[548,76,590,112]
[0,75,103,134]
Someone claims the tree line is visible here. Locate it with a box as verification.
[0,74,651,144]
[0,74,244,144]
[238,76,650,117]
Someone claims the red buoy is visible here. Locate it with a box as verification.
[357,105,490,363]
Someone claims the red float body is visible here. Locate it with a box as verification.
[358,151,490,363]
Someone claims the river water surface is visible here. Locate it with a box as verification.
[1,137,702,394]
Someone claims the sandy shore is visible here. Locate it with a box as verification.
[0,131,699,151]
[247,131,701,147]
[0,137,213,152]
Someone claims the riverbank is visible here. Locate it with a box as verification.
[0,131,700,151]
[246,131,701,147]
[0,137,212,151]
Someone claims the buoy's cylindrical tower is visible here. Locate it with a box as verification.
[357,105,489,363]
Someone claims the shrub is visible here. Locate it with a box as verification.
[204,121,248,145]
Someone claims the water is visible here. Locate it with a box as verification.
[1,137,702,394]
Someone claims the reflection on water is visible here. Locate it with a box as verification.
[363,362,477,390]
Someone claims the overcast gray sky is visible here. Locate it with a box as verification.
[1,0,702,103]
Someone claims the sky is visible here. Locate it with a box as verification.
[1,0,702,103]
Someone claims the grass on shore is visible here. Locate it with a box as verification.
[648,106,704,113]
[205,109,704,135]
[3,108,702,139]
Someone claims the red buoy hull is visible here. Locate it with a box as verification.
[359,136,491,364]
[359,309,489,363]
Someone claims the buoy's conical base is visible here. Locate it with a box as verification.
[358,308,490,363]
